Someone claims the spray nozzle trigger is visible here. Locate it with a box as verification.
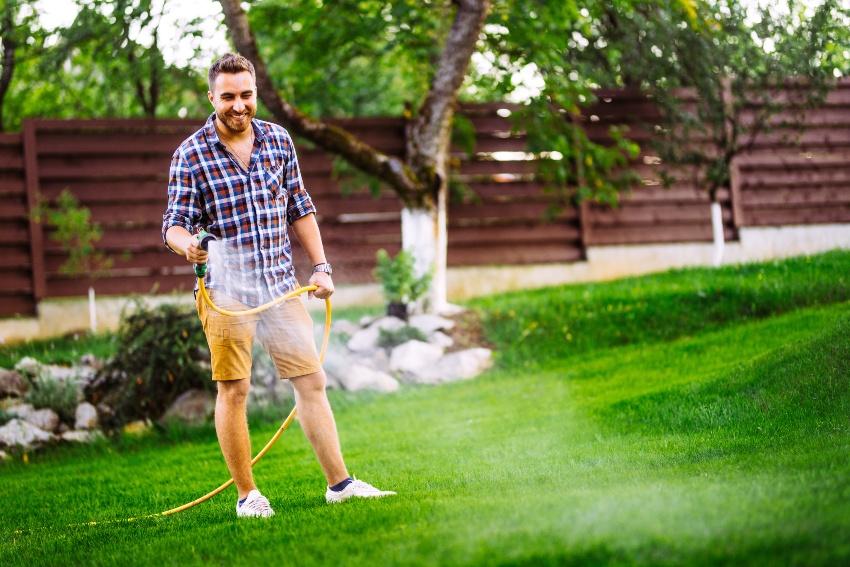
[194,230,217,278]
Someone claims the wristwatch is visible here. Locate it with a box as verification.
[313,262,333,276]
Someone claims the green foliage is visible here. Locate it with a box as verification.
[2,281,850,563]
[2,0,208,129]
[24,371,79,423]
[30,188,112,277]
[85,301,211,429]
[374,249,431,306]
[0,332,116,369]
[0,408,10,426]
[474,249,850,369]
[249,0,447,118]
[377,325,427,349]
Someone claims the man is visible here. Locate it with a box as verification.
[162,53,394,518]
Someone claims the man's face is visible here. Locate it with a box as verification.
[208,71,257,135]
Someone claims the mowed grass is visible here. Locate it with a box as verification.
[1,252,849,566]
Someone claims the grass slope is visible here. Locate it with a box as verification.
[1,253,849,565]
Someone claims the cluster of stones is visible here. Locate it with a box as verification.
[0,356,103,459]
[320,311,493,392]
[0,310,493,458]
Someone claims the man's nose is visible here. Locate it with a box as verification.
[233,98,245,112]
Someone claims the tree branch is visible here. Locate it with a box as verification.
[218,0,420,203]
[0,8,17,132]
[406,0,490,182]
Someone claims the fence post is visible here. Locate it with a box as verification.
[22,119,46,304]
[721,77,745,228]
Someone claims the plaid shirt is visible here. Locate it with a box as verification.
[162,113,316,307]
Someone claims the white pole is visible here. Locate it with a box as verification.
[711,202,725,267]
[88,286,97,333]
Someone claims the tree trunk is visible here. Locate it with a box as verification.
[401,183,448,313]
[711,201,725,267]
[218,0,490,313]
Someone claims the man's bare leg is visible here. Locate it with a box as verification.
[215,378,256,499]
[290,369,350,485]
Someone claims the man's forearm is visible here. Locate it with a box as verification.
[291,213,328,266]
[166,225,195,256]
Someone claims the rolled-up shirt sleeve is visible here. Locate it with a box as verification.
[283,132,317,225]
[162,148,201,253]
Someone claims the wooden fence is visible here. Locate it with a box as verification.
[2,84,850,318]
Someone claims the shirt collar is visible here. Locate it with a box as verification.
[204,113,265,149]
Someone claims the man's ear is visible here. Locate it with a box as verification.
[207,91,214,105]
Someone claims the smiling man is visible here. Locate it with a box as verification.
[161,53,395,518]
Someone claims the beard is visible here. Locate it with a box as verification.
[216,106,256,134]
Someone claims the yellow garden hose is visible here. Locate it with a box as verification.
[157,278,332,517]
[61,279,332,528]
[10,238,334,533]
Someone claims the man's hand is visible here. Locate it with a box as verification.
[308,271,334,300]
[185,233,208,265]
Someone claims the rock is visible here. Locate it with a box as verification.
[369,316,406,332]
[0,418,54,448]
[61,430,102,443]
[57,422,70,434]
[358,315,376,328]
[347,326,381,353]
[410,348,493,384]
[14,356,41,377]
[389,340,444,375]
[0,449,9,461]
[74,402,99,430]
[437,303,467,317]
[0,369,28,398]
[361,348,391,374]
[409,314,455,335]
[161,389,214,424]
[123,420,150,436]
[79,353,102,369]
[7,403,60,432]
[23,408,60,432]
[429,331,454,349]
[331,319,361,337]
[45,364,86,384]
[335,363,399,393]
[6,403,34,419]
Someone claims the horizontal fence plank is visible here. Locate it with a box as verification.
[3,86,850,313]
[448,244,583,265]
[743,206,850,226]
[0,295,36,317]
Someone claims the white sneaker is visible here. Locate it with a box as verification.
[236,489,275,518]
[325,478,397,504]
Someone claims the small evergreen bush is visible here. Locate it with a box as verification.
[377,325,427,349]
[86,301,211,429]
[374,249,431,319]
[24,371,79,423]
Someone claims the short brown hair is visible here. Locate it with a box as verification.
[208,53,256,91]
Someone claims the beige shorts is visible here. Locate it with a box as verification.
[196,288,321,381]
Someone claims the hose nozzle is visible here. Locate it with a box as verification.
[194,230,217,278]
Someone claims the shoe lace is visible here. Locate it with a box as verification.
[242,495,272,514]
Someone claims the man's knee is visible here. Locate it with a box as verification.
[217,378,250,404]
[291,369,327,397]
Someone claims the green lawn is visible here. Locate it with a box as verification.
[1,252,849,566]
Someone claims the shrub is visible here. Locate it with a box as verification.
[24,371,80,423]
[377,325,427,349]
[86,300,211,430]
[374,249,431,319]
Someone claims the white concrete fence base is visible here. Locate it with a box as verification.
[2,223,849,343]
